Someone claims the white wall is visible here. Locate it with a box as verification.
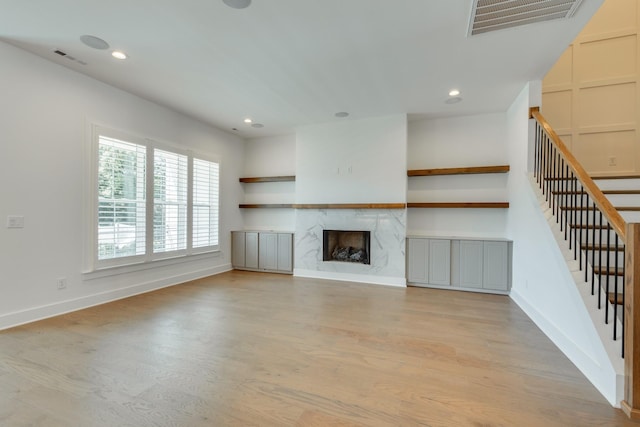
[0,41,245,329]
[244,134,296,176]
[241,135,296,231]
[407,114,509,237]
[505,81,620,405]
[407,114,508,169]
[296,115,407,204]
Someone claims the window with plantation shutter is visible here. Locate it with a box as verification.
[153,149,188,253]
[193,158,219,249]
[91,125,220,270]
[97,136,146,260]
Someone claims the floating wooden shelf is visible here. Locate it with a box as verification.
[293,203,406,210]
[239,203,406,209]
[407,202,509,209]
[239,176,295,183]
[239,204,294,209]
[407,165,510,177]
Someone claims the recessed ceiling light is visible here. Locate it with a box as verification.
[223,0,252,9]
[445,97,463,104]
[449,89,460,97]
[251,123,264,128]
[111,51,127,60]
[80,35,109,50]
[244,118,253,124]
[335,112,349,118]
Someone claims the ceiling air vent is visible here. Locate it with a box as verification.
[468,0,583,36]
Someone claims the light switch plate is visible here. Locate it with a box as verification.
[7,215,24,228]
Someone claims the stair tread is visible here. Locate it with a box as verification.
[581,244,625,251]
[614,206,640,211]
[569,224,612,229]
[593,266,624,276]
[553,190,640,195]
[561,206,640,211]
[591,174,640,180]
[608,292,624,305]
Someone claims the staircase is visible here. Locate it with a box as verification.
[529,107,640,419]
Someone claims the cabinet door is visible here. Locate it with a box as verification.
[407,238,429,283]
[483,241,509,291]
[428,239,451,286]
[459,240,483,288]
[231,231,245,268]
[259,232,278,270]
[245,232,259,269]
[277,233,293,272]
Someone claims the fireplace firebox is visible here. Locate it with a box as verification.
[322,230,370,264]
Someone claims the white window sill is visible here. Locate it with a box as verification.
[83,250,222,281]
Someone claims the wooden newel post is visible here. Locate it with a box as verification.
[623,223,640,418]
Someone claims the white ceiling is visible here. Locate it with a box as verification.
[0,0,602,138]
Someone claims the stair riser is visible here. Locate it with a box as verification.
[561,210,611,225]
[559,209,640,226]
[583,251,625,268]
[589,274,624,289]
[601,194,640,207]
[574,229,623,245]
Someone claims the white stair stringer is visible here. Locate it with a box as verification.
[530,175,624,397]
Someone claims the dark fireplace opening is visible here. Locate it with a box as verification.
[323,230,370,264]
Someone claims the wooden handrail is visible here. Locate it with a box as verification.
[530,107,627,242]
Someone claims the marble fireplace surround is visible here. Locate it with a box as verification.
[294,208,407,287]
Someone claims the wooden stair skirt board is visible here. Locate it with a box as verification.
[407,165,509,177]
[407,202,509,209]
[239,176,296,183]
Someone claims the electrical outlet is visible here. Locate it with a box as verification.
[609,156,617,166]
[57,278,67,290]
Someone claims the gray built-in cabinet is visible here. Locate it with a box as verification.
[232,231,293,274]
[407,236,512,294]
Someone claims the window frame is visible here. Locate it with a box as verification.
[88,124,220,272]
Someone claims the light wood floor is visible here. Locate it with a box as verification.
[0,270,635,426]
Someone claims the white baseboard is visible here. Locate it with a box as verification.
[293,268,406,287]
[0,263,233,331]
[510,288,620,407]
